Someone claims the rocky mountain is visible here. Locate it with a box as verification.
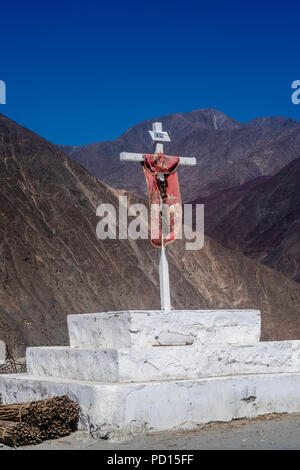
[1,113,300,355]
[60,108,300,285]
[60,109,300,202]
[194,157,300,282]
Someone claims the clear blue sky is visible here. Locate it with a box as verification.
[1,0,299,145]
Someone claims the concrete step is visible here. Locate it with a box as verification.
[26,340,300,383]
[67,310,261,349]
[1,372,300,438]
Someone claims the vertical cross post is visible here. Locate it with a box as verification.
[151,122,171,310]
[120,123,196,312]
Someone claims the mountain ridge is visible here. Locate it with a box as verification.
[59,108,300,201]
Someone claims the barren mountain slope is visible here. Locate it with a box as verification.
[171,236,300,342]
[193,158,300,282]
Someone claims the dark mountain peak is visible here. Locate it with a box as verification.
[181,108,243,130]
[119,108,243,141]
[0,113,31,133]
[0,113,54,150]
[0,113,28,135]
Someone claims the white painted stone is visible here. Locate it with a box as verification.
[0,341,6,365]
[2,308,300,439]
[1,372,300,438]
[27,347,118,382]
[67,310,261,349]
[26,340,300,382]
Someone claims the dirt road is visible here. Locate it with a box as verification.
[1,413,300,450]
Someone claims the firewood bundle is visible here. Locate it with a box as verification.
[0,420,41,447]
[0,395,79,446]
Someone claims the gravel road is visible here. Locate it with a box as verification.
[1,413,300,450]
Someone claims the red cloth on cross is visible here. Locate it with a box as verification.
[143,153,182,247]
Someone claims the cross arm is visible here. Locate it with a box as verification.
[120,152,196,166]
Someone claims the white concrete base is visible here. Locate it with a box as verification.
[26,340,300,383]
[1,309,300,439]
[67,310,261,349]
[1,372,300,439]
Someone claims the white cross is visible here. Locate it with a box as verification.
[120,122,196,311]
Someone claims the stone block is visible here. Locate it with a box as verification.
[67,310,261,349]
[1,372,300,438]
[26,340,300,382]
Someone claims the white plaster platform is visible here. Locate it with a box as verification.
[1,372,300,438]
[26,340,300,383]
[1,309,300,439]
[67,310,261,349]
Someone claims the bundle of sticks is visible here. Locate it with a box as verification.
[0,395,79,447]
[0,421,41,447]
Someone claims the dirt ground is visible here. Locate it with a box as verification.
[1,413,300,450]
